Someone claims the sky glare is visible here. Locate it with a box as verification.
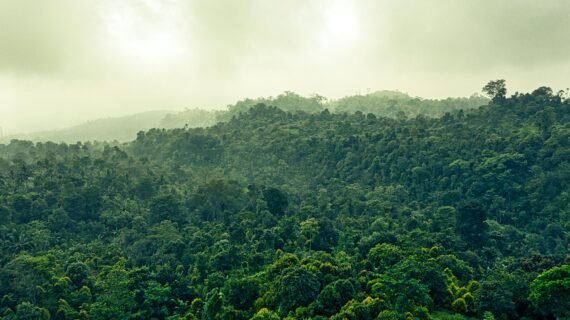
[1,0,569,133]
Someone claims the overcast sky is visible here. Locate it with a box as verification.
[1,0,569,134]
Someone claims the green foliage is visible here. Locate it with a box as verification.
[482,311,495,320]
[529,265,570,318]
[482,80,507,103]
[367,243,403,272]
[66,262,90,287]
[251,308,280,320]
[475,269,531,319]
[0,84,568,319]
[149,193,184,225]
[455,201,487,248]
[262,187,288,216]
[89,259,135,319]
[274,267,321,315]
[371,274,431,314]
[327,297,382,320]
[203,289,223,320]
[311,279,357,316]
[15,301,51,320]
[222,276,260,311]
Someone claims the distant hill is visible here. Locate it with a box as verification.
[223,91,324,119]
[329,90,489,118]
[1,110,173,143]
[159,108,224,129]
[221,90,488,120]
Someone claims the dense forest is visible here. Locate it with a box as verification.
[0,82,569,319]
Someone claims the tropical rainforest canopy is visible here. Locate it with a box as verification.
[0,83,569,319]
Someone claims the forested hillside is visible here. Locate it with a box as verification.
[0,85,569,319]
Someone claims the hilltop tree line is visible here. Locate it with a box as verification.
[2,91,488,145]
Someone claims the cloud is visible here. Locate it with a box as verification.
[2,0,569,76]
[368,0,570,72]
[1,0,569,133]
[0,0,105,74]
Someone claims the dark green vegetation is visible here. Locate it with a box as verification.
[0,83,569,319]
[2,91,487,144]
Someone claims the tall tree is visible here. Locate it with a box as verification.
[483,79,507,103]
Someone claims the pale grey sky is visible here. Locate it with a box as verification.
[1,0,569,133]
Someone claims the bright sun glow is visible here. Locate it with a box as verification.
[104,2,183,66]
[322,0,360,43]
